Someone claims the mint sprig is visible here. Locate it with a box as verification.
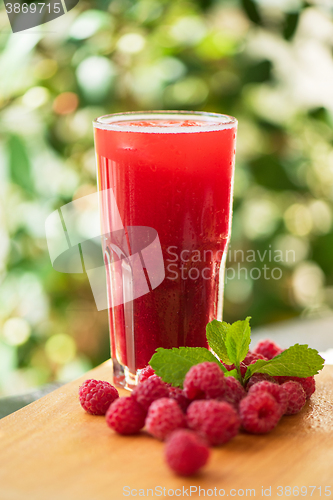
[243,344,324,382]
[149,318,325,387]
[149,347,227,387]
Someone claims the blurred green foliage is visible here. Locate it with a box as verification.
[0,0,333,395]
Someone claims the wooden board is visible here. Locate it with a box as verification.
[1,362,333,500]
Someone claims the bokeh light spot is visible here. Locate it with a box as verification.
[273,234,309,267]
[309,200,332,234]
[225,274,253,304]
[3,317,31,346]
[292,261,325,307]
[242,198,280,239]
[76,56,116,101]
[164,77,209,106]
[284,203,313,236]
[22,87,49,109]
[53,92,79,115]
[70,10,112,40]
[156,57,186,82]
[170,17,207,45]
[34,59,58,80]
[45,334,76,365]
[116,33,146,54]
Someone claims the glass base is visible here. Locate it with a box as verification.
[112,358,139,391]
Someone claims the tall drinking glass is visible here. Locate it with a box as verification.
[93,111,237,389]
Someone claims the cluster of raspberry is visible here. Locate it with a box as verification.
[78,339,315,477]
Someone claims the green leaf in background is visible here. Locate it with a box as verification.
[8,135,34,194]
[244,60,273,84]
[283,12,300,40]
[206,319,232,364]
[149,346,226,387]
[224,317,251,366]
[240,0,262,25]
[244,344,325,382]
[249,155,296,191]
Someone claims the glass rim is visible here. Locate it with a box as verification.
[93,110,237,133]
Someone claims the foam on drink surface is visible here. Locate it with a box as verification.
[114,120,214,128]
[105,118,236,133]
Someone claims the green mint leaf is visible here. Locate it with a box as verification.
[224,317,251,366]
[244,344,325,382]
[149,346,226,387]
[206,320,232,364]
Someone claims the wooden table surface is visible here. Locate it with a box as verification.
[1,361,333,500]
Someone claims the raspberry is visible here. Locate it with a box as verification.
[248,381,288,416]
[222,362,235,371]
[239,392,281,434]
[274,376,291,384]
[240,358,265,378]
[106,396,146,434]
[220,376,246,409]
[183,362,226,400]
[243,351,267,365]
[132,375,169,410]
[145,398,186,440]
[275,376,315,399]
[164,429,210,476]
[187,400,240,446]
[168,386,191,413]
[282,381,307,415]
[78,379,119,415]
[240,362,248,378]
[138,365,155,383]
[246,373,277,390]
[293,376,315,399]
[253,339,282,360]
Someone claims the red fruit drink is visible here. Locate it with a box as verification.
[93,111,237,388]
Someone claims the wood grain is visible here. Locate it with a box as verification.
[0,362,333,500]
